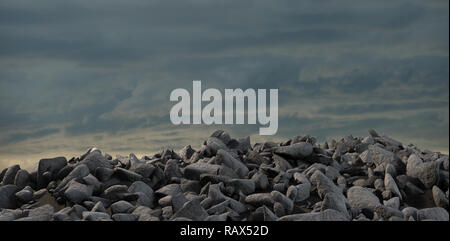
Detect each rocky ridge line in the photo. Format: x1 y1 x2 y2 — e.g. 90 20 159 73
0 129 448 221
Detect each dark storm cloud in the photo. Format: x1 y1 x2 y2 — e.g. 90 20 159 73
292 55 449 97
1 128 60 144
0 0 448 169
0 0 438 63
162 55 303 90
317 101 448 116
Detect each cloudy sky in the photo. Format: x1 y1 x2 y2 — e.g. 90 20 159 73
0 0 448 170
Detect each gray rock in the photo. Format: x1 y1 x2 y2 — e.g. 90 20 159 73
15 187 33 203
354 215 371 221
273 202 285 217
179 145 195 161
55 164 90 194
0 184 19 209
158 195 173 207
374 205 404 220
1 165 20 185
247 150 269 165
95 167 115 182
172 193 189 213
82 211 112 221
404 181 424 196
325 166 341 181
115 167 143 182
432 185 449 209
201 183 227 209
112 213 139 221
417 207 449 221
69 204 88 220
110 200 135 214
378 135 402 148
88 197 110 209
440 170 449 188
83 201 100 211
227 197 247 214
103 184 129 200
205 215 227 221
80 151 113 173
385 164 397 177
387 216 404 221
443 158 449 171
0 209 25 221
272 142 313 159
79 147 101 161
227 179 255 195
249 206 278 221
402 207 418 220
57 165 75 180
291 173 311 202
211 130 232 146
341 153 360 165
162 206 173 220
207 200 231 215
89 196 110 209
172 199 209 221
14 169 30 189
245 193 275 207
132 206 159 221
278 209 349 221
37 157 67 188
130 163 155 178
155 184 182 197
251 171 269 190
91 201 107 213
383 197 400 210
216 149 249 178
33 188 48 199
295 183 311 202
406 154 440 189
64 180 94 203
286 185 298 201
310 170 343 199
128 181 155 207
83 174 102 193
0 168 6 183
273 154 293 172
164 159 182 179
128 181 153 198
347 186 381 211
368 129 380 138
271 190 293 214
28 204 54 218
359 145 395 167
129 153 141 166
15 215 52 221
184 162 222 180
352 179 368 187
180 180 201 193
206 136 230 155
321 192 350 219
172 217 193 221
384 173 402 200
374 178 384 191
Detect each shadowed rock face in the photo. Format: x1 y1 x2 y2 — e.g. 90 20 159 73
0 129 448 221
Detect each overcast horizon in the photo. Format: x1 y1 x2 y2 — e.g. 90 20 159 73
0 0 449 170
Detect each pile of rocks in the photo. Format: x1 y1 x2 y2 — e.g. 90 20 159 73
1 130 448 221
